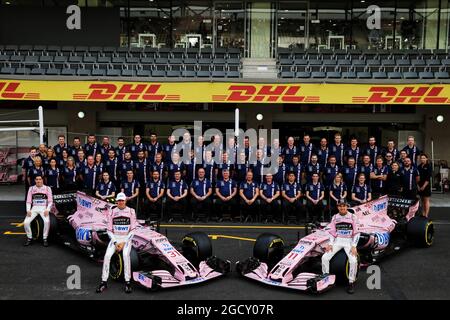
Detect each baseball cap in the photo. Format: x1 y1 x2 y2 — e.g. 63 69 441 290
337 199 349 206
116 192 127 201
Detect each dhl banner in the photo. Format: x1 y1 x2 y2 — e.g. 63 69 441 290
1 80 450 104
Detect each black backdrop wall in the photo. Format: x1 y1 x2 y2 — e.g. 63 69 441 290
0 7 120 46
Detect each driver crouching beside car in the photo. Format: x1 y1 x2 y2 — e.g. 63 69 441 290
321 200 359 294
96 192 137 294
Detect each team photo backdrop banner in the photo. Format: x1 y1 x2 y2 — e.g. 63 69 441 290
1 80 450 104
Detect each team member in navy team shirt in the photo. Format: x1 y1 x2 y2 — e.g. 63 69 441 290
94 153 104 173
400 157 420 200
273 155 287 186
305 173 325 223
45 158 60 192
351 173 372 205
43 148 54 170
22 147 37 195
80 155 100 195
148 133 162 163
104 149 119 188
120 170 140 210
258 137 271 159
185 150 201 185
99 136 113 159
239 171 260 222
251 149 266 185
127 134 147 161
217 152 234 181
193 135 205 164
283 137 298 166
150 153 167 182
68 137 83 159
84 134 98 157
134 150 150 191
328 173 347 215
215 169 238 221
145 170 165 220
115 137 126 162
304 154 322 184
282 172 303 223
57 149 69 169
163 135 177 164
402 136 421 166
53 135 68 160
386 162 403 196
397 150 408 170
259 174 281 223
299 134 315 166
317 138 329 168
271 138 283 159
96 172 116 202
28 157 45 187
167 152 186 181
383 139 400 162
190 168 213 222
359 155 373 182
417 154 432 217
329 133 345 167
62 157 78 191
288 155 302 184
364 136 381 165
345 138 361 164
166 171 188 222
119 151 134 183
370 156 388 199
323 155 340 187
384 152 395 168
202 150 216 185
234 152 251 184
343 157 358 200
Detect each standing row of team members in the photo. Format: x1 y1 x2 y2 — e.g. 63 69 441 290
22 132 432 221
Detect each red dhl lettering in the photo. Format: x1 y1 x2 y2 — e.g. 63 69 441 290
0 81 25 99
225 85 309 102
85 84 166 101
366 86 448 104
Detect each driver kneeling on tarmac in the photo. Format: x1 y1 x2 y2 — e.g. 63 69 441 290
321 200 359 294
96 192 137 294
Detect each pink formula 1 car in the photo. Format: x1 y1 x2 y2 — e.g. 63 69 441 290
29 191 230 290
236 196 434 294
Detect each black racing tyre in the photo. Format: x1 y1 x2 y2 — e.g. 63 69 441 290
182 232 213 267
31 214 58 241
109 247 140 281
407 216 434 248
253 233 284 266
329 249 360 285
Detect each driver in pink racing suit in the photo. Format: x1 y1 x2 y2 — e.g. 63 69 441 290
96 192 137 294
322 200 360 294
24 175 53 247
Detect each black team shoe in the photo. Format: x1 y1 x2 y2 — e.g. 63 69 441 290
124 281 132 293
346 282 355 294
43 239 49 247
96 281 107 293
24 238 32 246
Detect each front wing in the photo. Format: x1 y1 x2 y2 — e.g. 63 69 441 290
133 256 230 290
237 258 335 293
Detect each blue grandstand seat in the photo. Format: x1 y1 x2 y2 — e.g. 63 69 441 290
387 72 402 79
435 71 450 79
403 71 419 79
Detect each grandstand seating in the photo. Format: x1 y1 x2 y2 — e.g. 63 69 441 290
1 45 450 79
0 45 242 78
277 48 450 80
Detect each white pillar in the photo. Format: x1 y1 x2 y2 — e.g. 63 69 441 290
38 106 44 144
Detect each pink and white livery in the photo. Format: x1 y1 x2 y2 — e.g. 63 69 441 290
24 184 53 241
28 191 230 290
236 195 434 293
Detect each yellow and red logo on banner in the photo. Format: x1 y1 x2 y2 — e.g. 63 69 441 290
1 80 450 104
